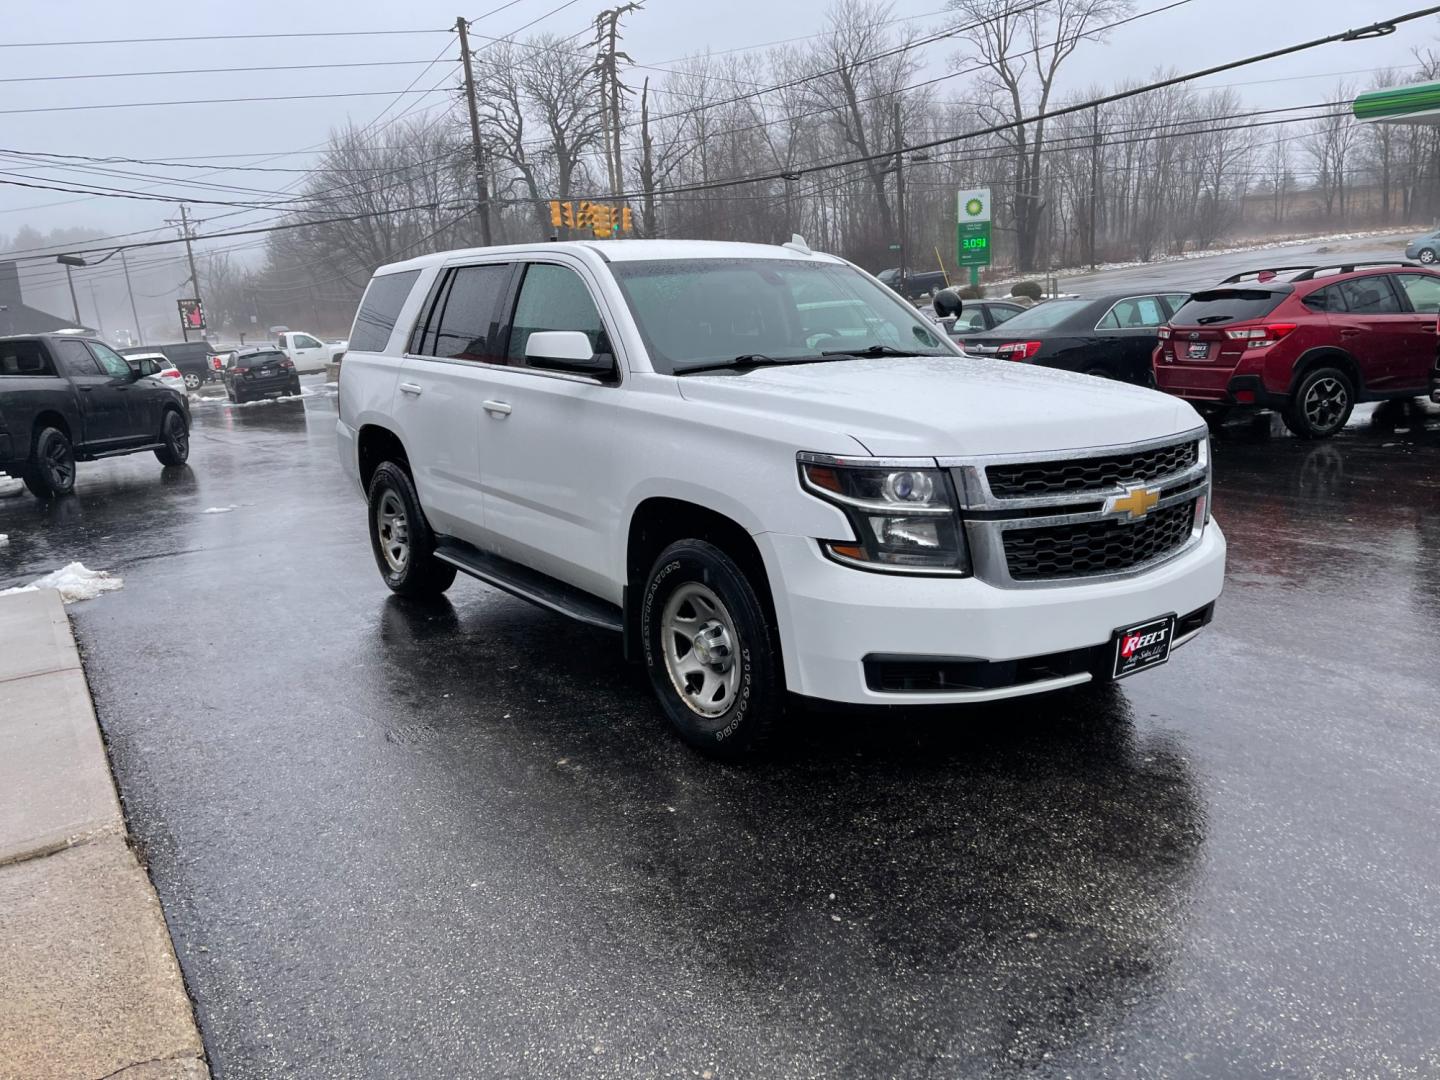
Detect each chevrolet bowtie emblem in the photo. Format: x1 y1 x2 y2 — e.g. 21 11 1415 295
1108 484 1161 520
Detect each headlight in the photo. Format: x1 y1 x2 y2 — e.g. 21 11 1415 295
798 453 970 575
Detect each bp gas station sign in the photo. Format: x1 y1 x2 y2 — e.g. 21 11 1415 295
957 188 992 282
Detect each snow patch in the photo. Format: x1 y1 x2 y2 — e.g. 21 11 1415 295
202 505 239 514
0 562 123 604
0 534 8 546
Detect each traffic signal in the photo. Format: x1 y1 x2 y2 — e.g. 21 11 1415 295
549 200 563 228
588 203 612 233
560 201 576 228
620 206 633 233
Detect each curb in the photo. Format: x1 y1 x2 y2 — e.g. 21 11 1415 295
0 589 211 1080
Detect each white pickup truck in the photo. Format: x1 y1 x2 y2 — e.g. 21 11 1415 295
274 330 345 373
337 239 1225 756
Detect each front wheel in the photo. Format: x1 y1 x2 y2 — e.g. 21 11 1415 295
366 462 456 598
183 372 201 391
1420 248 1437 265
641 540 783 758
1283 367 1354 439
154 410 190 466
23 427 76 499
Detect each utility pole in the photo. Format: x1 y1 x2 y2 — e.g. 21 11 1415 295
455 16 494 246
1089 107 1101 270
120 249 143 345
167 204 204 342
87 279 106 336
893 99 907 291
62 263 82 326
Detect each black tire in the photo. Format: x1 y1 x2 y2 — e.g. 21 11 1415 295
154 409 190 466
225 384 237 403
641 539 783 758
1420 248 1437 265
22 427 76 499
1084 365 1116 380
182 371 202 392
1283 366 1354 439
366 461 456 598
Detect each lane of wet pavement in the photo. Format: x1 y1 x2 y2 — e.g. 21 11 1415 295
2 381 1438 1078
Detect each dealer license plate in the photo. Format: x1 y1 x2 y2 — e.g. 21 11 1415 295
1111 615 1176 679
1185 343 1210 360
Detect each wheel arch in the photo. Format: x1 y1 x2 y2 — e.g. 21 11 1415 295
623 496 779 666
356 423 409 492
31 410 72 451
1288 347 1363 397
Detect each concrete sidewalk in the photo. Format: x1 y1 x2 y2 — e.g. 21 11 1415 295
0 589 209 1080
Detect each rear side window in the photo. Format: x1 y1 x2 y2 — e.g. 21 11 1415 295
350 270 421 353
0 341 53 376
416 264 511 362
1337 277 1402 314
51 339 102 377
1393 273 1440 313
1097 296 1166 329
1171 290 1285 326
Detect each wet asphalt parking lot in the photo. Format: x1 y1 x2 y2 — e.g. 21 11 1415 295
2 375 1439 1079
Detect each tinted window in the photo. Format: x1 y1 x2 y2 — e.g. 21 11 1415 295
0 341 53 376
506 264 608 364
978 299 1091 332
953 308 989 331
421 264 511 362
88 341 134 379
1097 296 1166 329
1337 277 1402 314
237 351 284 366
1303 285 1346 312
1394 273 1440 313
1171 290 1286 326
52 339 102 377
350 270 421 353
988 304 1022 327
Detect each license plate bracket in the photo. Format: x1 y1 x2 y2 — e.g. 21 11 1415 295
1111 615 1176 680
1186 343 1209 360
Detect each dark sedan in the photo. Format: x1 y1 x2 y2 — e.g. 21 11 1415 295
952 291 1189 384
222 347 300 404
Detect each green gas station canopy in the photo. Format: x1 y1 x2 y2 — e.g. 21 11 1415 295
1353 82 1440 125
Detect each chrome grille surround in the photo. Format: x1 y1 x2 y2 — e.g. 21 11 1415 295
938 427 1211 589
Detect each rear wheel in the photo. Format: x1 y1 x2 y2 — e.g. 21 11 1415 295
154 410 190 466
641 540 782 758
1420 248 1437 265
23 427 76 499
1283 367 1354 439
366 461 456 597
182 371 201 391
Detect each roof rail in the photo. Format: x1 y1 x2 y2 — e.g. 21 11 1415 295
1217 265 1318 284
1290 260 1420 280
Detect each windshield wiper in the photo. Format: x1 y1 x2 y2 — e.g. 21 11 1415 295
818 344 915 358
675 353 828 375
1195 315 1233 325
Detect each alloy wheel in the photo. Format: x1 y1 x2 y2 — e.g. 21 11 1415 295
165 414 188 458
183 372 201 391
661 582 742 718
375 489 410 573
1303 377 1348 431
46 438 74 487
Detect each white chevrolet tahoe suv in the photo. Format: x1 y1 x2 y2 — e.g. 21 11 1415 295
337 239 1225 756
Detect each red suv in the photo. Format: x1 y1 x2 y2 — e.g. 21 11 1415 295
1153 262 1440 438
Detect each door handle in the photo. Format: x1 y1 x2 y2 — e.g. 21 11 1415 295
1417 322 1436 332
482 399 512 416
399 382 423 396
78 385 94 392
1340 329 1361 337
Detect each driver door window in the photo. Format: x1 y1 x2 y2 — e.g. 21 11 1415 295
505 264 610 370
88 341 135 379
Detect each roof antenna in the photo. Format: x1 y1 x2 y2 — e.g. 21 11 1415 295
782 234 812 256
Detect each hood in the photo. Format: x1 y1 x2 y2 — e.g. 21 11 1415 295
675 356 1200 457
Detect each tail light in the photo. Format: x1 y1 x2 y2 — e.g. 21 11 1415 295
208 354 222 370
996 341 1043 361
1224 323 1297 348
280 359 294 369
234 366 249 375
1158 327 1172 340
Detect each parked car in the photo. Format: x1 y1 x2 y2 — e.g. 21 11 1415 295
121 350 188 395
949 290 1190 384
119 341 221 391
0 334 190 498
1153 261 1440 438
337 239 1224 757
275 331 345 373
877 268 951 301
938 298 1028 336
222 347 301 403
1403 229 1440 264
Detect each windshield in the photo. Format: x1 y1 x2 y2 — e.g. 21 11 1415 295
969 299 1089 333
609 258 955 374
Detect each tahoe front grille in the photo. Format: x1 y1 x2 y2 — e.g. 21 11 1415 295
985 440 1199 498
1002 500 1197 581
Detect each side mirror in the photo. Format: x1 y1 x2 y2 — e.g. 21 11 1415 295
932 288 964 319
524 330 613 375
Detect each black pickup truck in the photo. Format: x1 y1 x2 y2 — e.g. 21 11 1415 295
0 333 190 499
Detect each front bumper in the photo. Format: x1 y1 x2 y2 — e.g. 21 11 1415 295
758 523 1226 705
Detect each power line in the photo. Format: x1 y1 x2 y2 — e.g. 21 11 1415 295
0 58 452 83
0 28 450 48
0 87 454 117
